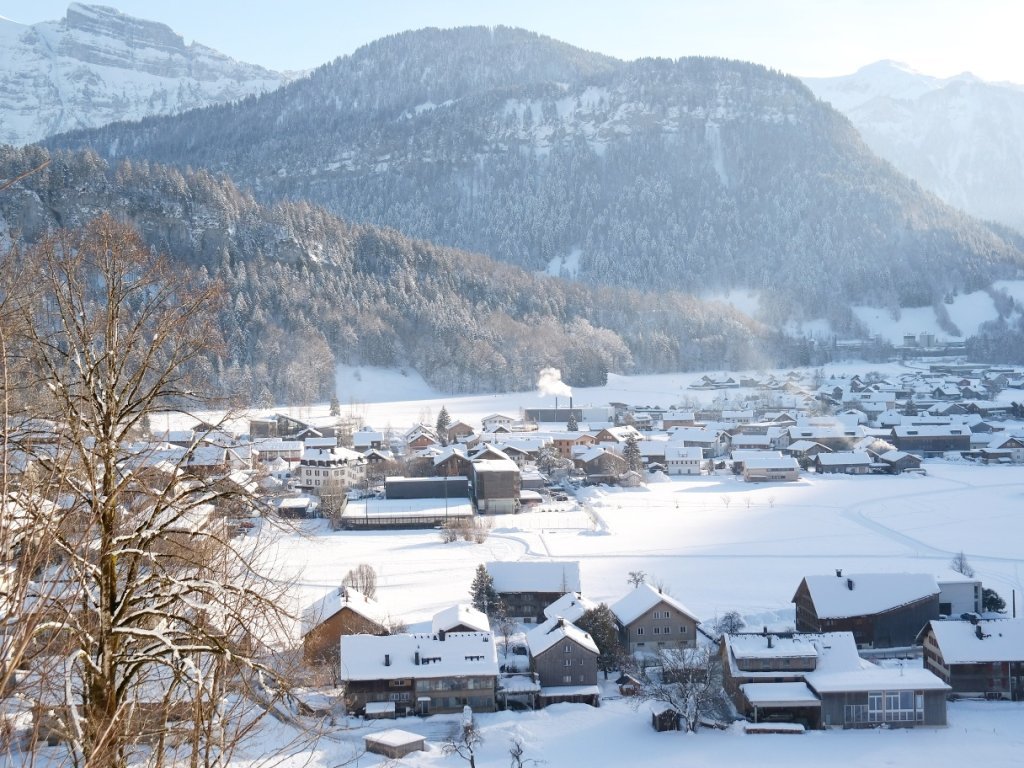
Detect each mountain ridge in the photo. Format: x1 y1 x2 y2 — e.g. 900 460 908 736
0 3 293 146
46 26 1024 324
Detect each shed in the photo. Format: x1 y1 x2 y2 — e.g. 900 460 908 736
364 728 426 759
650 703 681 732
363 701 396 720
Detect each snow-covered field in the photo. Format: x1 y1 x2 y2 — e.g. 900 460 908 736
247 461 1024 768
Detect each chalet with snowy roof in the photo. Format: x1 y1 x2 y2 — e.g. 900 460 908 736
667 427 730 458
786 424 862 452
793 572 940 648
549 431 597 459
301 587 391 665
610 583 700 657
814 451 873 475
593 425 643 444
661 410 697 428
784 440 832 461
487 561 582 624
875 450 923 474
446 420 476 444
252 439 303 464
526 617 600 707
637 439 668 466
729 433 775 452
338 631 499 715
575 446 628 483
352 428 384 451
481 414 516 432
920 619 1024 699
722 631 949 729
983 434 1024 464
432 604 491 635
471 457 521 514
433 445 472 477
664 445 703 476
404 425 439 451
543 592 597 624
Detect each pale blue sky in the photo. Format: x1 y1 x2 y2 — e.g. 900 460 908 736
2 1 1021 82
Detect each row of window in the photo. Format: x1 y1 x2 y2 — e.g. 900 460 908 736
636 625 687 636
562 674 587 684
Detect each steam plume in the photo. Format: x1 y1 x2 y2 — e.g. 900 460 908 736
537 367 572 398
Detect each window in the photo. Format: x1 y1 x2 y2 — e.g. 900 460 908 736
662 626 671 634
636 627 644 636
563 675 573 684
563 658 573 666
653 626 660 635
564 644 573 653
680 626 687 634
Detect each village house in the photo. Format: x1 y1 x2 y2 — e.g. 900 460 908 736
793 572 940 648
891 425 971 457
664 444 704 476
296 444 366 495
742 455 800 482
668 426 730 458
432 603 491 635
446 421 477 444
301 586 392 666
722 631 950 729
574 446 628 483
610 582 700 657
487 561 582 624
814 451 874 475
920 619 1024 699
471 457 521 514
543 592 598 624
338 631 499 716
526 616 600 707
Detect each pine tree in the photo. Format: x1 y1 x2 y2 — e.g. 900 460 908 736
436 405 452 445
567 411 578 431
469 564 499 614
576 604 622 677
329 393 341 417
623 433 644 473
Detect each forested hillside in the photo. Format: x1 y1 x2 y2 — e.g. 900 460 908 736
47 27 1024 323
0 146 794 402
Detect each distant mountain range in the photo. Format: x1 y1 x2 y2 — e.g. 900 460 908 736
45 27 1024 330
0 3 291 146
804 60 1024 233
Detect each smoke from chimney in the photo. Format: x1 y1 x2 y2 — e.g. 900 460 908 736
537 367 572 399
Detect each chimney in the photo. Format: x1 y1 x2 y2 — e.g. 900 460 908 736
975 624 985 640
438 629 446 642
847 578 854 591
384 654 390 666
762 625 768 636
767 635 773 648
836 569 842 578
415 651 421 665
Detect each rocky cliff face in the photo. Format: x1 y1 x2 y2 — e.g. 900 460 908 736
0 3 292 146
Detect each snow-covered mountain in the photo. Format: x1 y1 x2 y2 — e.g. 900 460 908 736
0 3 292 146
805 60 1024 232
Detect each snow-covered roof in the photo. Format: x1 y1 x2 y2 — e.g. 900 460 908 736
527 616 599 656
543 592 597 622
798 573 939 619
487 561 581 594
926 619 1024 663
432 603 491 635
664 445 703 461
816 451 872 466
610 583 699 626
364 729 425 749
727 634 819 661
743 456 799 470
339 631 498 681
806 664 949 694
472 458 519 473
741 682 820 707
786 440 828 452
301 586 390 636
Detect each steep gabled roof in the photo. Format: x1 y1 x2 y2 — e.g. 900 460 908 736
487 561 581 594
796 573 939 619
925 619 1024 664
301 586 390 636
527 616 598 656
610 583 699 626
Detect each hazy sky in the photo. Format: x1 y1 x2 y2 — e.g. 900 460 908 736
1 0 1021 82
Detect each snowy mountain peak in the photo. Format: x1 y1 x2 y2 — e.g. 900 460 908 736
0 3 293 146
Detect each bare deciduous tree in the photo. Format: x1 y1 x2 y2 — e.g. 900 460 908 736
632 644 724 733
950 551 975 578
342 563 378 600
2 216 302 768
